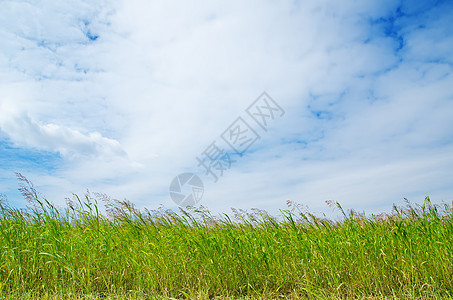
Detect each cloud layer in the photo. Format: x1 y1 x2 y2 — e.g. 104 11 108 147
1 0 452 216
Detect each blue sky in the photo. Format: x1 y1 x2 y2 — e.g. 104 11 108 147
1 0 452 217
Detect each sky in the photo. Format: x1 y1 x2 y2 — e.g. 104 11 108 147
1 0 452 218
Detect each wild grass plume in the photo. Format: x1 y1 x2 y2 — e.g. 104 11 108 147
0 173 452 299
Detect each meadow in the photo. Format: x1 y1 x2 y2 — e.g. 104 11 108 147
0 174 452 299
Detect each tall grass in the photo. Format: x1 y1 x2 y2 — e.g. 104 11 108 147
0 174 452 299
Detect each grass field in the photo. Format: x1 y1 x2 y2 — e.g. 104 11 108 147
0 174 452 299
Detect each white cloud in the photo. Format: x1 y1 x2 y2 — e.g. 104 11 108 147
0 98 126 159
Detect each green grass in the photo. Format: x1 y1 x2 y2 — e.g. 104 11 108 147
0 174 452 299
